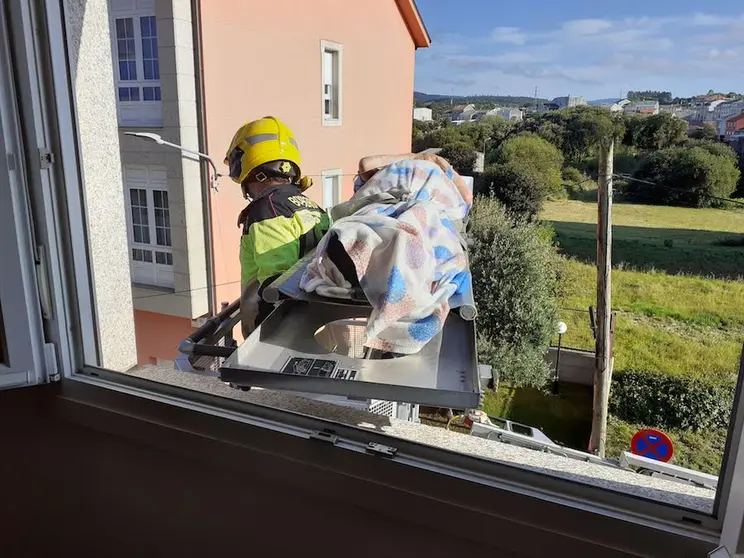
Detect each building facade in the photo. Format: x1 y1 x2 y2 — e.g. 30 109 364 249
725 112 744 140
109 0 430 366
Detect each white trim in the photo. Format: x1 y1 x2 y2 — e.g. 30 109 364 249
123 164 174 289
320 168 343 211
320 40 342 126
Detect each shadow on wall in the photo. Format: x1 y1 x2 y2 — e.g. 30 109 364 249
550 221 744 279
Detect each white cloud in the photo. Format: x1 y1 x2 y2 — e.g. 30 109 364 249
562 19 612 36
489 26 527 45
417 11 744 98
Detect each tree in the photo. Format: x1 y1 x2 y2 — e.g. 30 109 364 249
477 163 547 220
562 106 623 163
627 91 673 104
690 123 719 141
439 142 477 175
491 132 564 196
468 197 559 388
627 112 689 150
628 146 741 207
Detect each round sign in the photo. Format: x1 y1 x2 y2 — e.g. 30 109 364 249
630 429 674 462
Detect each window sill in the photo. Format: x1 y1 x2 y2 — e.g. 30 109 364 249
119 364 717 514
322 118 342 127
60 368 720 557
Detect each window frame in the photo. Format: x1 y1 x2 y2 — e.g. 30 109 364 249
320 40 342 126
108 10 162 127
13 0 744 553
320 168 343 211
122 165 174 290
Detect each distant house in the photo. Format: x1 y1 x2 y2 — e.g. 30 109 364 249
545 96 587 110
709 100 744 123
725 112 744 140
486 107 524 121
623 100 660 115
413 107 433 121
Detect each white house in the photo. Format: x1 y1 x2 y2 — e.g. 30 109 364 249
413 107 432 121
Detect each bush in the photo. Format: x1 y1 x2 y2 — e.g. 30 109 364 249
439 141 477 175
628 146 741 207
469 198 559 388
478 163 547 221
562 167 597 200
609 369 735 431
492 132 564 196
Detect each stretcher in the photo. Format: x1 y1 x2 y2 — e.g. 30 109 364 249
178 250 482 409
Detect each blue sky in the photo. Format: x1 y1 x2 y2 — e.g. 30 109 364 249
414 0 744 100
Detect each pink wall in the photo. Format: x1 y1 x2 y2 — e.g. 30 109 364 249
134 310 195 365
200 0 417 312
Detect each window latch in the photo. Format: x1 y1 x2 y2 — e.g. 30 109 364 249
366 442 397 459
309 429 338 445
39 148 55 169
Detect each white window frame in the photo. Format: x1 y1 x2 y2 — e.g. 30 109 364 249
0 2 47 388
123 165 174 289
320 40 342 126
108 0 162 127
12 0 744 553
321 168 343 211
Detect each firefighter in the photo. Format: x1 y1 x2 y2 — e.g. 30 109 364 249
225 116 330 337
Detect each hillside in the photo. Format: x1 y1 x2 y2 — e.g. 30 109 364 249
413 91 547 107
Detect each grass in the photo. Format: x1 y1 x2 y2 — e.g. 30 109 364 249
543 200 744 280
554 259 744 383
482 383 593 449
605 416 729 475
538 200 744 474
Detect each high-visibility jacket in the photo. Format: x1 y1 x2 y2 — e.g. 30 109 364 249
238 184 330 299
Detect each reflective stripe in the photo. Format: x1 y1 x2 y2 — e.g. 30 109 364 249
243 133 299 149
244 133 279 145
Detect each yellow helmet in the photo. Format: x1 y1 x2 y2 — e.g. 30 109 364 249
224 116 301 185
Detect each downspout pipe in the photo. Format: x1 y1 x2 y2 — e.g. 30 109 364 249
190 0 216 316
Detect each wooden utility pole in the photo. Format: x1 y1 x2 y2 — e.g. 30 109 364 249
589 139 614 457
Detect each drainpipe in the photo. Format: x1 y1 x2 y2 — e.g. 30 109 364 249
190 0 216 316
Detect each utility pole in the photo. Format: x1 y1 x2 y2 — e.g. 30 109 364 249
534 86 539 112
589 138 614 457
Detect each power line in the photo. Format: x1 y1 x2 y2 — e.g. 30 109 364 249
613 173 744 207
133 279 242 301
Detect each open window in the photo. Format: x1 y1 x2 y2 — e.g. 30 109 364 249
6 0 744 555
0 4 49 388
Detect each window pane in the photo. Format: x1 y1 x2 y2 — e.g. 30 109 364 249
140 16 159 81
153 190 171 247
155 251 173 266
115 18 137 81
129 188 150 245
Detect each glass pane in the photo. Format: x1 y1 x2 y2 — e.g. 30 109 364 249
129 188 150 245
153 190 171 247
140 16 159 81
155 251 173 266
66 1 744 521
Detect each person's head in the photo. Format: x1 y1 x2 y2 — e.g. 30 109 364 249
224 116 304 200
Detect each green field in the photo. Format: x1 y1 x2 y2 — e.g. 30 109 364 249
544 200 744 472
543 200 744 280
